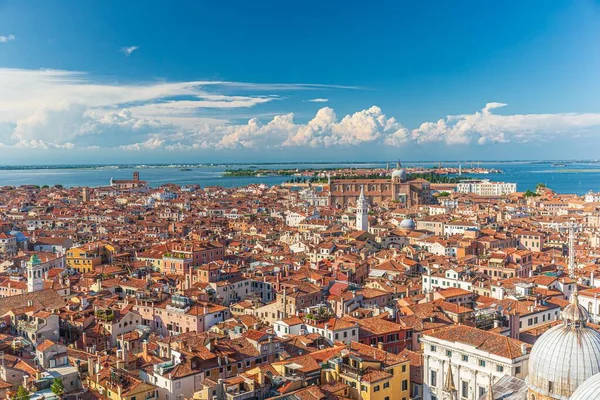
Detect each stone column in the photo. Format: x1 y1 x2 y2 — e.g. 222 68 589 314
440 359 445 398
456 365 461 398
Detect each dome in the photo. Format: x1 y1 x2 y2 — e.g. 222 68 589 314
526 289 600 399
571 372 600 400
391 168 407 182
399 218 415 230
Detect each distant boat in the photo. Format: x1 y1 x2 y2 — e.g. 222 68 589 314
180 168 192 171
552 163 567 167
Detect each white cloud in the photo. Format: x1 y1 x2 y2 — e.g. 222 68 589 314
120 137 165 151
0 34 15 43
283 106 409 148
0 68 331 148
308 98 329 103
15 139 74 149
3 67 600 154
120 46 139 56
413 102 600 145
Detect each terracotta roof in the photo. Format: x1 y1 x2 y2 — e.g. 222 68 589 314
424 325 530 359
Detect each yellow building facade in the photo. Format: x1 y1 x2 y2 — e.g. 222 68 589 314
87 368 158 400
323 342 411 400
66 242 116 273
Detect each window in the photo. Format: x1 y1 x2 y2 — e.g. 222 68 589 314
383 382 390 389
402 364 406 373
430 345 437 352
479 360 486 367
446 350 452 358
462 380 468 398
497 365 504 373
462 355 468 362
374 385 380 392
402 380 408 390
516 366 521 374
431 370 437 387
361 385 367 392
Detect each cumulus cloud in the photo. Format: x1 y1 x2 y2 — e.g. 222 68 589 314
120 137 165 151
15 139 75 149
0 68 343 149
0 34 15 43
283 106 409 148
413 102 600 145
120 46 139 56
308 98 329 103
3 66 600 154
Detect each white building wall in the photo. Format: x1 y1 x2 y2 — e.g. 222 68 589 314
421 336 528 400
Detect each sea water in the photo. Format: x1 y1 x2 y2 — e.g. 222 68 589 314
0 161 599 194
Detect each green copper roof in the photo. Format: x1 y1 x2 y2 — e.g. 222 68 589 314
29 254 41 265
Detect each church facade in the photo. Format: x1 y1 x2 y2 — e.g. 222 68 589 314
110 171 149 190
328 165 431 207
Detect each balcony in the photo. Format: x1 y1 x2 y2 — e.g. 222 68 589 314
153 360 176 375
225 388 255 400
165 304 191 314
17 319 45 333
339 364 363 379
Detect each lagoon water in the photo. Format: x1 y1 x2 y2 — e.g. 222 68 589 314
0 161 600 195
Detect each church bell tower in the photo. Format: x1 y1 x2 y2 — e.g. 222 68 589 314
27 254 44 293
356 186 369 231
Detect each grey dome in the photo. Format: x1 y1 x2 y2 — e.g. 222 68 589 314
391 168 407 182
399 218 415 230
526 290 600 399
571 372 600 400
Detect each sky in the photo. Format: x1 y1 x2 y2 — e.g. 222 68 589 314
1 1 600 164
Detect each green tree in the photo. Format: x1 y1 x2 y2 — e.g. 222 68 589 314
437 191 451 197
524 189 539 198
50 378 65 398
536 183 546 189
41 185 50 189
11 386 30 400
54 184 64 189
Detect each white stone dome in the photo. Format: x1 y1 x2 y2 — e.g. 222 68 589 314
571 372 600 400
391 168 407 182
526 290 600 399
399 218 415 230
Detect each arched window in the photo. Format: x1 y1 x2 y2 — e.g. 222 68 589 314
589 302 593 314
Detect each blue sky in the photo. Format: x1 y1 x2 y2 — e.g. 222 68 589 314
1 0 600 164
